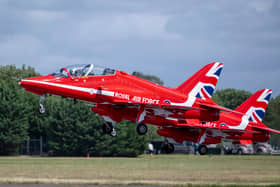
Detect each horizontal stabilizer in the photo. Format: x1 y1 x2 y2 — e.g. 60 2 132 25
197 101 244 115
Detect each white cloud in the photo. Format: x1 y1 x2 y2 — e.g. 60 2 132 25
249 0 274 13
25 10 66 23
77 13 181 41
0 35 44 59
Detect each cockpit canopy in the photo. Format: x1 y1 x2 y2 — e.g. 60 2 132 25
52 64 115 78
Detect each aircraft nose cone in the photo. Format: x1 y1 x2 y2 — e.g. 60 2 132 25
19 78 32 88
18 76 52 95
19 79 26 87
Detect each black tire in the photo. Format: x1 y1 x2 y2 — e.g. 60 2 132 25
198 145 208 155
110 128 117 137
38 104 46 114
136 123 148 135
237 149 243 155
164 143 174 154
102 122 113 134
256 149 263 154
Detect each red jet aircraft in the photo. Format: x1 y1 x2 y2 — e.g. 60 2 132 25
20 62 280 155
158 88 280 154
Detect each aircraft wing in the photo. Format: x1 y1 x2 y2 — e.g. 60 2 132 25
249 125 280 134
196 102 244 115
175 122 260 134
112 100 205 111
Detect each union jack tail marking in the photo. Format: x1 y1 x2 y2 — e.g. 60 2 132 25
175 62 223 99
235 89 272 123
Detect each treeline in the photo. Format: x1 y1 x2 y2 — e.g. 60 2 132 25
0 65 279 156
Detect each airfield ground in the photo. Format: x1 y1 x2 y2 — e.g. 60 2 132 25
0 155 279 186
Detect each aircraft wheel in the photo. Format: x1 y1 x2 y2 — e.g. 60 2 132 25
102 122 113 134
136 123 148 135
38 104 46 114
237 149 243 155
198 145 208 155
163 143 174 154
110 128 117 137
256 149 263 154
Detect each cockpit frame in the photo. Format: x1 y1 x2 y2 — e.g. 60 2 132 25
52 64 115 78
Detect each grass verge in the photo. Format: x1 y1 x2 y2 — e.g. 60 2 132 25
0 155 279 186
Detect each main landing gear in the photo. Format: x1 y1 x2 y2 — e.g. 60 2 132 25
136 123 148 135
38 94 46 114
102 122 117 137
163 143 175 154
198 145 208 155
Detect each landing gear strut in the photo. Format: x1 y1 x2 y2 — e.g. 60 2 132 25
136 123 148 135
163 143 174 154
198 145 208 155
102 122 117 137
38 94 46 114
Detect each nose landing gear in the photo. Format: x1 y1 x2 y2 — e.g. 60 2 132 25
102 120 117 137
38 94 46 114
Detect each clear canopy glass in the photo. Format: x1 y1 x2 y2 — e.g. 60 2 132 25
52 64 115 77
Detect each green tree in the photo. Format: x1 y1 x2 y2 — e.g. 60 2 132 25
46 98 148 156
212 88 251 109
0 65 38 155
263 96 280 145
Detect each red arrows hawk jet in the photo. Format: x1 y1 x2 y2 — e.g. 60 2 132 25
158 88 280 154
20 62 224 136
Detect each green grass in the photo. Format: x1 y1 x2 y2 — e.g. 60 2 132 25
0 155 279 186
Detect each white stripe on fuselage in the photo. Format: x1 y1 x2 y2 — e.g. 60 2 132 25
170 95 196 107
228 115 249 130
22 80 115 97
228 107 257 130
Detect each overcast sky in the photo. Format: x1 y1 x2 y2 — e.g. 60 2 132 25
1 0 279 95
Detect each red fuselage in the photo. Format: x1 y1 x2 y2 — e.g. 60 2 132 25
20 70 220 125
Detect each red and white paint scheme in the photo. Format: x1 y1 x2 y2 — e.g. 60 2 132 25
158 88 280 154
20 63 280 155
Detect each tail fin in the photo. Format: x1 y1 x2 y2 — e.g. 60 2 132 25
235 89 272 123
174 62 223 99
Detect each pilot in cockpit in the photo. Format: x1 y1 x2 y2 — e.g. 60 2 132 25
52 64 115 78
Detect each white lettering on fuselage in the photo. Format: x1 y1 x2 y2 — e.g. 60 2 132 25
142 97 159 105
115 92 130 100
120 94 159 105
202 122 217 128
132 96 142 103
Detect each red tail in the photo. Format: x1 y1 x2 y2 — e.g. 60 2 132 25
235 89 272 122
174 62 223 99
